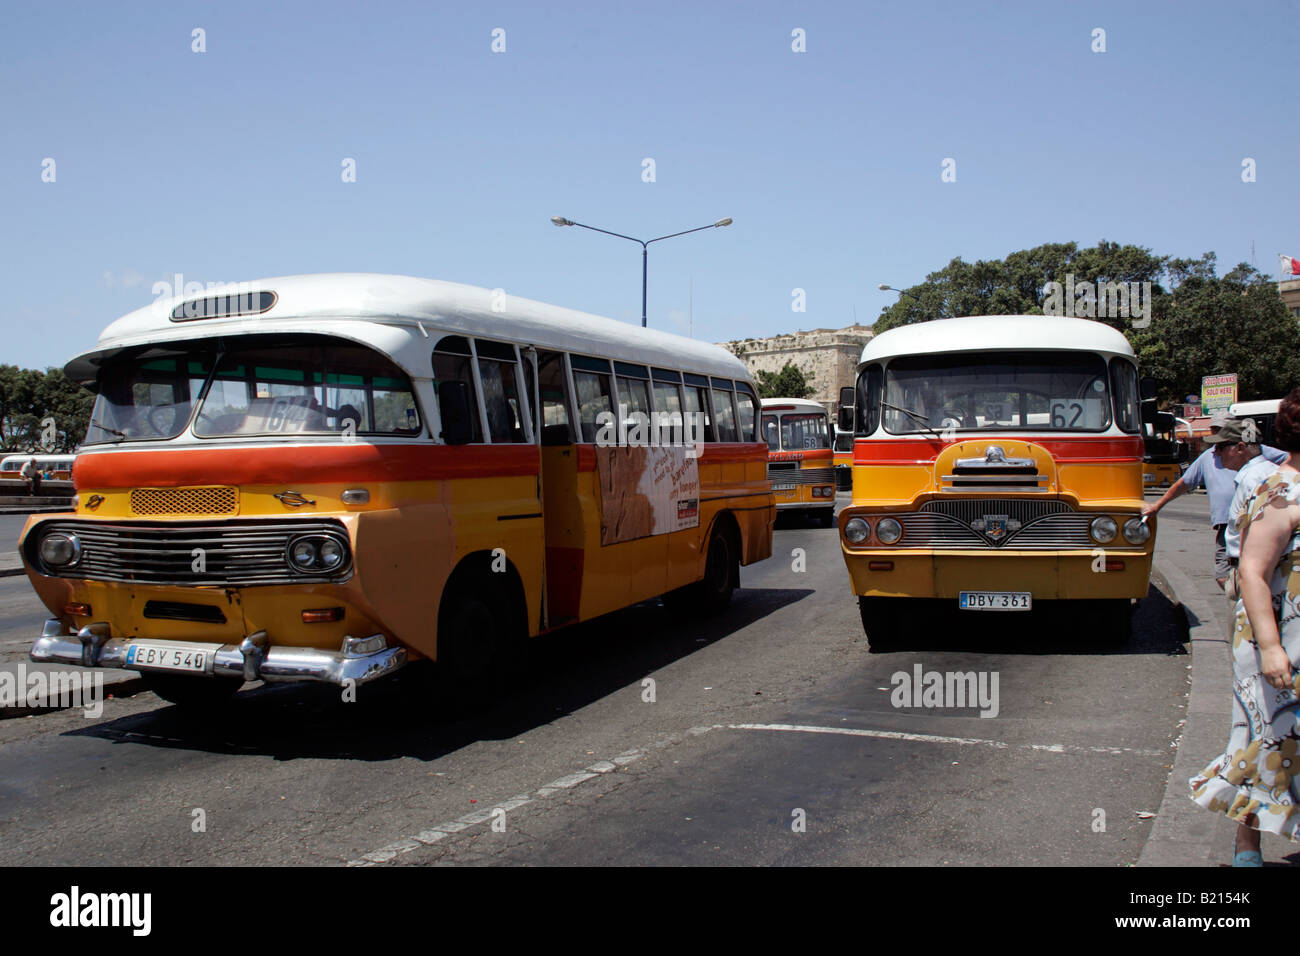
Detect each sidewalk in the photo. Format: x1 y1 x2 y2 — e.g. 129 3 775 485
1137 494 1285 866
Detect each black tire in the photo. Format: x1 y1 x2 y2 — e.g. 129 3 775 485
1096 599 1133 645
665 522 738 616
142 673 243 708
817 508 835 528
437 578 524 704
859 596 903 651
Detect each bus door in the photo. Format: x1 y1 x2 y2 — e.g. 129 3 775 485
529 349 586 628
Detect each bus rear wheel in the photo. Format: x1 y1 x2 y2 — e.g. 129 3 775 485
665 523 738 616
143 673 243 709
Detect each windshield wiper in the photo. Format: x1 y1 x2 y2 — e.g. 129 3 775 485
881 401 945 441
89 419 127 439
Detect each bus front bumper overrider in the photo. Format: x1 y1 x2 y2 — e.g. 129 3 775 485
30 619 406 687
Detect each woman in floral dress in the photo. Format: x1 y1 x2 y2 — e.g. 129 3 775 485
1190 388 1300 865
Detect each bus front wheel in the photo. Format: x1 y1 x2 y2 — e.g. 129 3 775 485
859 597 903 651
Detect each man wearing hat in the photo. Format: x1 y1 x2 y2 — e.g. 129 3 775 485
1143 413 1288 589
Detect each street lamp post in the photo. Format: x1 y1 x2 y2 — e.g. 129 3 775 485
878 283 920 304
551 216 733 328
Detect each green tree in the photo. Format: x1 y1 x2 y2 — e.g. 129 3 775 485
1132 257 1300 405
873 240 1167 335
755 362 814 399
0 366 94 452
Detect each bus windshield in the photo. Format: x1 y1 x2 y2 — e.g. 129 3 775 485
84 336 422 444
882 351 1114 434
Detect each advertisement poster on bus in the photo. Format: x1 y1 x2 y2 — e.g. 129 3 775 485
596 446 700 545
1201 373 1238 412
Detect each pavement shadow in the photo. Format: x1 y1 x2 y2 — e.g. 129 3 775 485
63 586 815 763
864 583 1190 657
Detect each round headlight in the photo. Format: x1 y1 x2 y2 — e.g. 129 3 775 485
1090 516 1118 543
876 517 903 544
1123 517 1151 544
318 538 345 569
39 532 80 567
290 539 319 570
844 517 870 544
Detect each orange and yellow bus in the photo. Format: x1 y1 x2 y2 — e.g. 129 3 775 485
836 315 1153 642
23 274 774 706
761 398 836 526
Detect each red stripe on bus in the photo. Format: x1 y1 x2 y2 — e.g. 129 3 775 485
575 442 767 472
74 444 540 489
852 436 1144 464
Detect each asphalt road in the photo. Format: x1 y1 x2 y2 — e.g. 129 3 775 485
0 496 1191 866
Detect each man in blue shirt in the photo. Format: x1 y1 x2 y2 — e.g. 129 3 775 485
1143 414 1288 588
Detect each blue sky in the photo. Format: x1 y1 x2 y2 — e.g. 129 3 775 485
2 0 1297 370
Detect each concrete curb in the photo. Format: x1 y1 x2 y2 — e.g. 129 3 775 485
1138 552 1237 867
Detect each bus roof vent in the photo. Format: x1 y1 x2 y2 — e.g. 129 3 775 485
170 290 276 322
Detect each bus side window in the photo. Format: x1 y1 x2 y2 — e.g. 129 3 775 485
475 339 527 443
710 380 739 442
682 376 715 443
572 356 614 443
857 364 883 436
537 351 575 444
734 384 758 443
433 336 483 444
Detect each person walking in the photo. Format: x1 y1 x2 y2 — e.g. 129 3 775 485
1143 413 1287 589
1190 387 1300 864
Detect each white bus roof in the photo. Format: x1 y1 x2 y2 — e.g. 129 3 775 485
65 273 751 386
859 315 1136 364
1230 399 1281 417
760 398 828 414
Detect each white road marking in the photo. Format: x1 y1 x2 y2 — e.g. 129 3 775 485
724 723 1164 757
349 719 1159 865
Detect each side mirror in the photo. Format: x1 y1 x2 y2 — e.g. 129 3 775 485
837 385 855 432
437 380 476 445
1139 377 1157 402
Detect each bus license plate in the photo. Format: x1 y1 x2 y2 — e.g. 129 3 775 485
1142 473 1155 482
959 591 1031 611
125 641 218 673
772 483 796 491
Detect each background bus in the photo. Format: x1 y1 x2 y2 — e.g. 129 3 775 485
1229 398 1280 445
761 397 836 527
1142 411 1189 488
24 274 775 707
0 454 76 495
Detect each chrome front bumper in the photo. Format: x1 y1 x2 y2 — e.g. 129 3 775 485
30 620 407 687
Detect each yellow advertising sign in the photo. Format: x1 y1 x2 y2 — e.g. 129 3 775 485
1201 373 1238 412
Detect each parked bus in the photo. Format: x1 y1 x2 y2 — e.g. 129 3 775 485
24 274 774 706
0 454 76 481
836 315 1153 643
761 398 836 526
1142 411 1189 488
1229 398 1280 445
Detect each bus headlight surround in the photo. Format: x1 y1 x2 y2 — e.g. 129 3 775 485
39 532 81 567
876 517 903 544
287 534 351 574
844 517 870 544
1090 516 1118 543
1122 517 1151 544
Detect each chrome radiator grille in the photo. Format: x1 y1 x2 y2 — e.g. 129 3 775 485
767 464 836 485
27 519 352 586
878 500 1103 550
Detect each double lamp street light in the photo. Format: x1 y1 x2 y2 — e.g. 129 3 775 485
551 215 732 328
